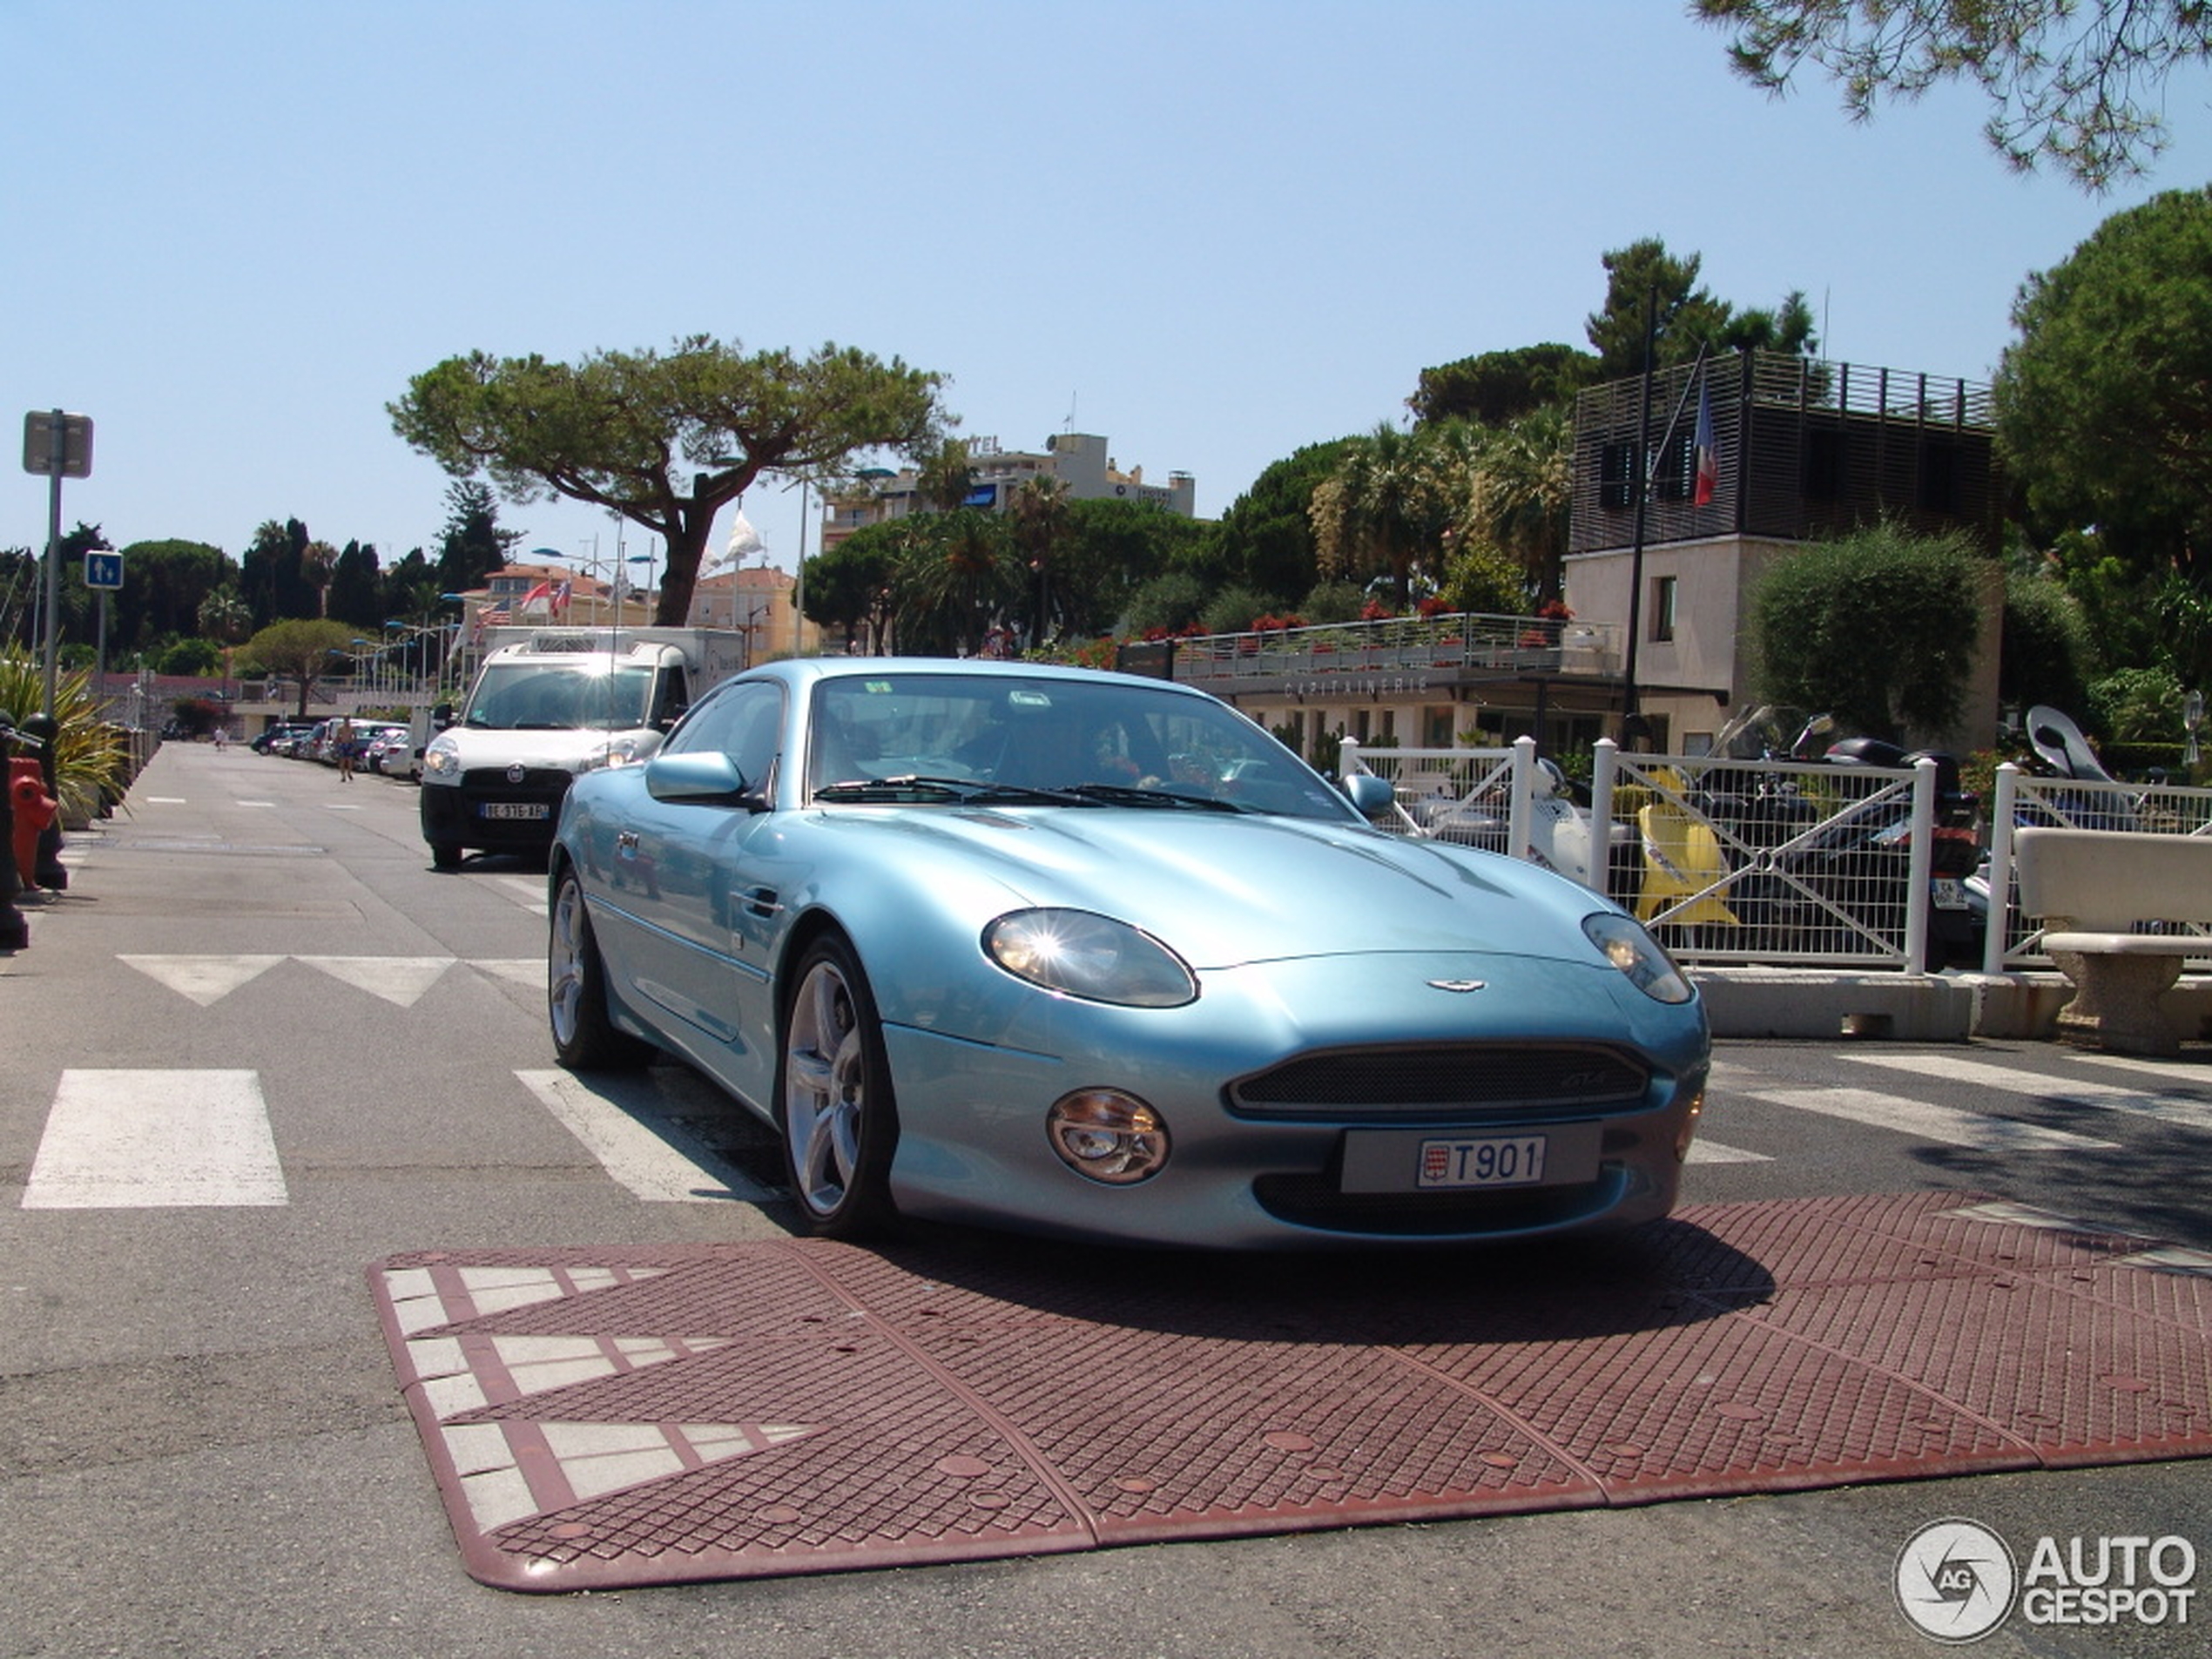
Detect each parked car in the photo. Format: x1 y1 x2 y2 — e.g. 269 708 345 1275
377 726 423 781
361 725 413 773
548 658 1709 1251
252 722 317 755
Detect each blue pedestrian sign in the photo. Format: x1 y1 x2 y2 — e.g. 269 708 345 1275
84 550 123 590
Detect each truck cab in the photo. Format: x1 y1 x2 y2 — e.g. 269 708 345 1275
418 627 745 869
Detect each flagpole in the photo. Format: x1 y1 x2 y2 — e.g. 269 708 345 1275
1622 289 1656 737
1622 327 1713 742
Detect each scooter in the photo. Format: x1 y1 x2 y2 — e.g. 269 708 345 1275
1424 753 1640 896
1645 706 1838 954
2022 705 2142 830
1636 706 1980 966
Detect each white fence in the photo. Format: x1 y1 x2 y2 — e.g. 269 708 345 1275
1341 738 2212 975
1981 765 2212 972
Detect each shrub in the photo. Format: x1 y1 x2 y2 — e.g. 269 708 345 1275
0 649 132 824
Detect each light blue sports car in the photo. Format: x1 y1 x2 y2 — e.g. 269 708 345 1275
548 657 1709 1249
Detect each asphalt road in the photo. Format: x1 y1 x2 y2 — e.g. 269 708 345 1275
2 740 2207 1659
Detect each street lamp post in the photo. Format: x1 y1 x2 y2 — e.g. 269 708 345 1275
792 479 809 658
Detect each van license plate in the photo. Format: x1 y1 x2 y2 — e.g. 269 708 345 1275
482 802 550 820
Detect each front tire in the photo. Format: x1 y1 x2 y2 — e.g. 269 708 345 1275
549 869 653 1070
430 840 464 871
778 935 900 1238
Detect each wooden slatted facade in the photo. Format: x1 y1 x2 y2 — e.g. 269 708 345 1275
1569 351 2001 556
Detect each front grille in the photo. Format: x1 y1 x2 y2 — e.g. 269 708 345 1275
459 766 573 799
1230 1044 1649 1122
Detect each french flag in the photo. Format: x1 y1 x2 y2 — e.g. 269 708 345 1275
1693 375 1717 507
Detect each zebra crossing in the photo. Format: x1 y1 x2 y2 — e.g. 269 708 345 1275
1691 1046 2212 1163
18 1062 773 1211
16 1015 2210 1210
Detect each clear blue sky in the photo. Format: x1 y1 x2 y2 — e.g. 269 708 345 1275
7 1 2209 594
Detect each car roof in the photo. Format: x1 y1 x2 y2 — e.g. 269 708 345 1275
753 655 1217 704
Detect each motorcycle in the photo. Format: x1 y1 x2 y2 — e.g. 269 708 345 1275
1820 734 1985 970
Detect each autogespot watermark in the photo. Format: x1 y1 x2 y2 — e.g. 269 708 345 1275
1894 1518 2199 1642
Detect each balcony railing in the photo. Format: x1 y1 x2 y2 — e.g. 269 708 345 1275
1145 611 1622 687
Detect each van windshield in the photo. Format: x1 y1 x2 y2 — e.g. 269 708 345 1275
462 662 654 730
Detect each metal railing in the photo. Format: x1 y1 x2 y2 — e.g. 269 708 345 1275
1344 740 2212 974
1171 612 1622 687
1979 764 2212 973
1344 736 1953 971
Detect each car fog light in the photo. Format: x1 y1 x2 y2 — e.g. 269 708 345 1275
1047 1089 1170 1184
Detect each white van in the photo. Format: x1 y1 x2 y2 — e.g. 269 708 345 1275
417 626 747 869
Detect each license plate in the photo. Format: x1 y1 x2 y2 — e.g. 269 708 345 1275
1339 1122 1600 1195
1417 1134 1547 1189
482 802 550 820
1933 877 1967 909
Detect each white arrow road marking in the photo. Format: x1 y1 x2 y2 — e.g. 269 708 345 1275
295 954 453 1007
115 955 542 1004
23 1069 287 1208
473 958 547 987
119 954 286 1006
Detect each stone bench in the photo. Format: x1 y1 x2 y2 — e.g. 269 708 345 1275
2012 826 2212 1055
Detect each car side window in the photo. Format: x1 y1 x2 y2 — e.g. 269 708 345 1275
664 679 783 786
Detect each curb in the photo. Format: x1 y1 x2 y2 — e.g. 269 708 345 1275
1692 966 2212 1044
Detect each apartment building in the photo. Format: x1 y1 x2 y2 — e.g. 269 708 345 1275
820 430 1196 552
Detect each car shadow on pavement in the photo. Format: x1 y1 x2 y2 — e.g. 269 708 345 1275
846 1217 1777 1347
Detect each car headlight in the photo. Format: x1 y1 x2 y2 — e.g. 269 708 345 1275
983 908 1197 1008
577 737 644 774
422 736 462 780
1582 913 1695 1005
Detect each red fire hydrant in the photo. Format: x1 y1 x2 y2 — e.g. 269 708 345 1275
10 757 55 887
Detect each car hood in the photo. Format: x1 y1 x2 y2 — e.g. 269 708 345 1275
439 727 659 767
812 805 1611 969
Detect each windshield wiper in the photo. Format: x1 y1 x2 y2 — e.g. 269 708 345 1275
1056 782 1247 813
812 774 1089 806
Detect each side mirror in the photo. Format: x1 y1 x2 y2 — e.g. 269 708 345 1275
432 703 455 730
1342 772 1395 817
644 750 762 808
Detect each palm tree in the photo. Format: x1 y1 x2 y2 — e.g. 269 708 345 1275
1310 423 1450 607
199 590 253 705
1470 407 1573 605
914 439 976 515
894 510 1016 656
1007 475 1072 643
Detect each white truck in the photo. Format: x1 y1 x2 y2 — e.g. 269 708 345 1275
418 625 748 869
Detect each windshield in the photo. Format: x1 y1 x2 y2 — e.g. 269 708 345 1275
806 672 1358 821
462 661 654 731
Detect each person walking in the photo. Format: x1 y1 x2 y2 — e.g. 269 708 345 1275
334 717 356 782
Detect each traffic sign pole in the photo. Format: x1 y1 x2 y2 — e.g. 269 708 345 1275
21 409 94 717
